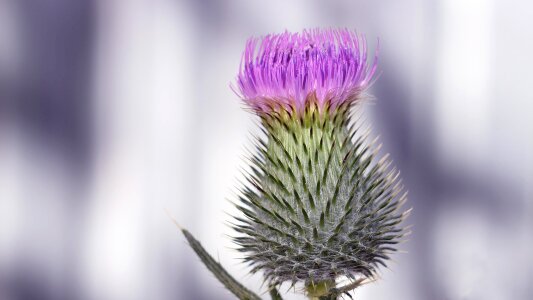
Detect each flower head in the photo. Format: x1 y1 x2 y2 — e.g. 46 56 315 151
231 29 408 296
233 28 378 115
181 28 408 300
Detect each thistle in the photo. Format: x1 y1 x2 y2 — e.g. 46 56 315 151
180 29 410 300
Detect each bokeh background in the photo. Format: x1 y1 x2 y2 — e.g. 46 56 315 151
1 0 532 299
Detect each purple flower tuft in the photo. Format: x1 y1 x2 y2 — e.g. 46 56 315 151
233 28 378 115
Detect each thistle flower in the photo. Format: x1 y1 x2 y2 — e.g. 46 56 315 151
181 28 409 300
233 29 377 116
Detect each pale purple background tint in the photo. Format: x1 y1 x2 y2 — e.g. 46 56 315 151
1 0 532 299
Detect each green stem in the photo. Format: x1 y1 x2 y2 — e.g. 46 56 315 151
317 295 337 300
269 287 284 300
306 280 336 299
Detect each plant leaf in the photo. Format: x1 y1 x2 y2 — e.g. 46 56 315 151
182 229 261 300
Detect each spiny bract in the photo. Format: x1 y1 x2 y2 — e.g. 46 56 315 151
231 29 409 290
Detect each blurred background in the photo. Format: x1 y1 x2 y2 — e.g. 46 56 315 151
1 0 532 299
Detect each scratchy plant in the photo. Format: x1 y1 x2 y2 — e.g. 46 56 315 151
180 28 410 300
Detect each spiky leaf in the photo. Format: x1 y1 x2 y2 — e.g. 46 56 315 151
182 229 261 300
